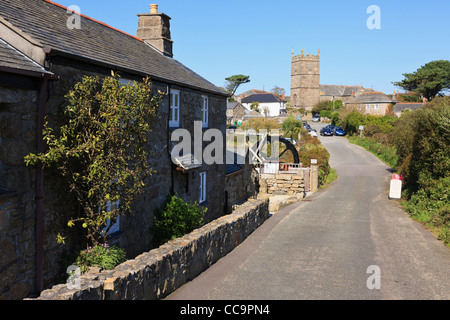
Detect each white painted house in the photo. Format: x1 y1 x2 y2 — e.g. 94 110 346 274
241 92 287 117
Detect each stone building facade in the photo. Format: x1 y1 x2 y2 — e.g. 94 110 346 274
290 49 375 111
0 0 227 299
290 50 321 111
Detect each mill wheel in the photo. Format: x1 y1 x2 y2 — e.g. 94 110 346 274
266 136 300 164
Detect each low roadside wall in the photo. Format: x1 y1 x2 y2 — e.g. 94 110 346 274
30 199 269 300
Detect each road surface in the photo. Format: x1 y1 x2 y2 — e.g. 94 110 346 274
166 124 450 300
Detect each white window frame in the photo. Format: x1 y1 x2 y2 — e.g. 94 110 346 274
201 96 209 128
374 104 379 110
366 104 371 110
101 200 121 237
199 172 207 203
169 89 180 128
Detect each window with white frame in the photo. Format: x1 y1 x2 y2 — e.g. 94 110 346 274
199 172 207 203
366 104 371 110
101 200 121 238
374 104 379 110
169 89 180 128
201 96 209 128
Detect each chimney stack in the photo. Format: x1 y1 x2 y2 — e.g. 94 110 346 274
137 4 173 57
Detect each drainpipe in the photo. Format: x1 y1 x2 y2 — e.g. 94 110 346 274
36 76 48 294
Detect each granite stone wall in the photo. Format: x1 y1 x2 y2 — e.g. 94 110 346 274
259 171 307 196
30 199 269 300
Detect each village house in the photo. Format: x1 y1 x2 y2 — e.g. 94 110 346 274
344 91 393 116
319 84 374 103
226 101 247 125
0 0 228 299
241 92 287 117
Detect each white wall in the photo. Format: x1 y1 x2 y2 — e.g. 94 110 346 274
242 102 286 117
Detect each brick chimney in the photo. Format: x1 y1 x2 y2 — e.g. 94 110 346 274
137 4 173 57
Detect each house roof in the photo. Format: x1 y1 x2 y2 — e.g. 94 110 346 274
238 89 269 98
320 85 372 97
393 103 424 113
0 0 225 95
242 93 286 104
0 38 51 75
346 92 393 104
227 101 240 110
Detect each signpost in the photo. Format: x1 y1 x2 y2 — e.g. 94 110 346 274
359 125 364 138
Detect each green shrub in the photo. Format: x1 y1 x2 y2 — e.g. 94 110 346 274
152 195 206 247
73 244 126 274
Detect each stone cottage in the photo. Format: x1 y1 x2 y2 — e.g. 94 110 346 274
345 91 393 116
0 0 228 299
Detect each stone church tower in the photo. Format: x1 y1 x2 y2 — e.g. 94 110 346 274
291 49 320 111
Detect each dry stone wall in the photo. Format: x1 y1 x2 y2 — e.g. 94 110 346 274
30 199 269 300
259 171 307 196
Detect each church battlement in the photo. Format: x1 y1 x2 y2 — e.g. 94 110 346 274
292 49 320 62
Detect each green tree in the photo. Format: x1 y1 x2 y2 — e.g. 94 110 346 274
282 116 303 141
250 102 260 111
342 111 366 135
225 75 251 98
393 60 450 101
25 74 162 246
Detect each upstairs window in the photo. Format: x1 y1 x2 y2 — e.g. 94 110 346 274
201 96 209 128
374 104 379 110
169 89 180 128
366 104 371 110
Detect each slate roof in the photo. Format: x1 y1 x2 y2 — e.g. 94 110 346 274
346 92 393 104
320 85 371 96
227 101 240 110
242 93 286 104
0 0 225 95
0 38 51 75
393 103 424 113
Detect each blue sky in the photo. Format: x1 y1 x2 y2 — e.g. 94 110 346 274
56 0 450 96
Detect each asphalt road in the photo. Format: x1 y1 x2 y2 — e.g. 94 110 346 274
166 123 450 300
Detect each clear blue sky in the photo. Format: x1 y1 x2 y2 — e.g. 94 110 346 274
56 0 450 96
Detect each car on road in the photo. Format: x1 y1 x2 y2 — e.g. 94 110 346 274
312 115 321 122
333 127 346 136
320 125 335 135
321 127 334 136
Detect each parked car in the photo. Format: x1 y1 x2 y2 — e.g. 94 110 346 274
312 115 321 122
321 127 333 136
320 125 335 135
333 127 346 136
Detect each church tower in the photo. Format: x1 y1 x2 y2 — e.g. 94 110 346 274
291 49 320 111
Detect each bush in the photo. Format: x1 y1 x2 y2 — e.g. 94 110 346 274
73 244 126 274
152 195 206 247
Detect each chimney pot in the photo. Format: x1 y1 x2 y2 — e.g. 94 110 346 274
150 4 158 14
